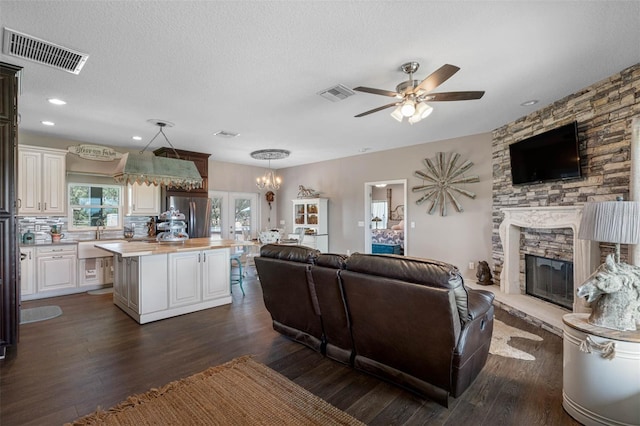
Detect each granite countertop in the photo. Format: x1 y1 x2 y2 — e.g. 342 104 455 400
95 238 253 257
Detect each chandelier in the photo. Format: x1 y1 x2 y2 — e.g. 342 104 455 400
251 149 290 191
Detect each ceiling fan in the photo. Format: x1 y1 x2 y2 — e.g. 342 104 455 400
353 62 485 124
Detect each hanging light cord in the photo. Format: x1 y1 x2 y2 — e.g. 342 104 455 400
140 123 181 159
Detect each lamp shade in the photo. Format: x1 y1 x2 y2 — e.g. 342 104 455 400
578 201 640 244
113 153 203 190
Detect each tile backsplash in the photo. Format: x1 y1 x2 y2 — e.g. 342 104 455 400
19 216 153 243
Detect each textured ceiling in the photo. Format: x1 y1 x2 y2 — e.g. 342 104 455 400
1 1 639 168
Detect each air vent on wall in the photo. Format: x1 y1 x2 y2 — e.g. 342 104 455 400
2 28 89 74
317 84 356 102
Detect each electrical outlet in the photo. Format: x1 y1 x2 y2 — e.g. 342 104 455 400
357 221 365 227
279 220 285 225
468 262 475 270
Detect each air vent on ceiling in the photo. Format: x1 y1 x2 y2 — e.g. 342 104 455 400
317 84 356 102
2 28 89 74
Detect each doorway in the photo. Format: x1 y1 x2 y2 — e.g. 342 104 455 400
364 179 408 255
209 191 259 241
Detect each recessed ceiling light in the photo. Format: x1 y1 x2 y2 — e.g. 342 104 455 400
41 121 55 126
132 136 142 141
520 99 538 107
48 98 66 105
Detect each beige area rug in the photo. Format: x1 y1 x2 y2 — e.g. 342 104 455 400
20 306 62 324
490 319 543 361
68 356 364 426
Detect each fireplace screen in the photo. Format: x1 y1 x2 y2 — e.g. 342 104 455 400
525 254 573 309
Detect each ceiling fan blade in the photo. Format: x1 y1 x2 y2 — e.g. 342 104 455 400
422 91 485 101
354 102 400 117
413 64 460 94
353 86 400 98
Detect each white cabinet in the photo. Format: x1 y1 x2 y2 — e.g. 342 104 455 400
126 183 160 216
113 254 168 321
36 245 77 292
291 198 329 252
202 248 230 300
79 256 115 287
168 249 230 307
113 255 140 311
20 247 35 296
18 146 66 215
169 251 200 307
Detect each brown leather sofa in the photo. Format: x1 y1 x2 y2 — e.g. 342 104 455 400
254 244 495 407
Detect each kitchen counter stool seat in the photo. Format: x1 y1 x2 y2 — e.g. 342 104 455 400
230 252 244 295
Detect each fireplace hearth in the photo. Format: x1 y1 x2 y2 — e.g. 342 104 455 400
525 254 574 309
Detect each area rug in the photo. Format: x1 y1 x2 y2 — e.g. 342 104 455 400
68 355 364 426
489 319 543 361
20 306 62 324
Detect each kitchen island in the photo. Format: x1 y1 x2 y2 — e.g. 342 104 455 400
96 238 244 324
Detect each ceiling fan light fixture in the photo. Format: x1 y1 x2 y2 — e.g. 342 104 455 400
400 98 416 117
390 106 404 122
415 102 434 119
408 114 421 125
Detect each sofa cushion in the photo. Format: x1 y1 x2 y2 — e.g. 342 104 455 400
345 253 470 322
316 253 348 269
259 244 319 264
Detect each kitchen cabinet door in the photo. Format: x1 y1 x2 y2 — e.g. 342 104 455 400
169 251 201 307
202 248 230 300
20 247 35 296
18 146 66 215
37 254 77 291
127 183 160 216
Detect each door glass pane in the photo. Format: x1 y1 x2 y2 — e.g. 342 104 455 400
210 197 223 240
234 198 251 241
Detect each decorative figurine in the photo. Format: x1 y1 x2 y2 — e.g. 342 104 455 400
297 185 319 199
577 254 640 331
476 261 494 285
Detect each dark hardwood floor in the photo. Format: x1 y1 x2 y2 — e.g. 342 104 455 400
0 273 581 425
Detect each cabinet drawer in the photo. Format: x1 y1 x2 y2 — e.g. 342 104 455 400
37 245 77 256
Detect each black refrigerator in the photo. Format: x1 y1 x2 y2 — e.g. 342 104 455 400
166 195 212 238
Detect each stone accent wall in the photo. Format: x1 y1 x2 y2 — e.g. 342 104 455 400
492 63 640 287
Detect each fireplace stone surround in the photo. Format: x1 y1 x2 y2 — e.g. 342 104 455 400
492 206 600 330
499 206 598 312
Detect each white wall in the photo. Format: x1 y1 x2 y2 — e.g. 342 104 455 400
275 132 494 280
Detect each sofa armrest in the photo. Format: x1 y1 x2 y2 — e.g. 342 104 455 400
467 289 494 320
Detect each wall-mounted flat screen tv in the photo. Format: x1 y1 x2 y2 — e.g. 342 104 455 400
509 121 581 185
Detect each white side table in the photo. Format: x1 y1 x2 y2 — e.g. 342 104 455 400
563 314 640 426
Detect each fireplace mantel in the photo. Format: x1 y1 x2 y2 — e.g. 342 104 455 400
499 206 599 313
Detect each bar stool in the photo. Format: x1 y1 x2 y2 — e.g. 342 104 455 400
230 252 245 295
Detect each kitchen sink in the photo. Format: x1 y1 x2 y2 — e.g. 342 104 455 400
77 239 126 259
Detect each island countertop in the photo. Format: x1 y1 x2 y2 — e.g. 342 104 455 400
95 238 252 257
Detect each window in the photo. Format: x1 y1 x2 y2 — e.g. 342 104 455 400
68 183 123 230
371 200 388 229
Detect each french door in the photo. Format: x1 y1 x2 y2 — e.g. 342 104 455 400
209 191 259 241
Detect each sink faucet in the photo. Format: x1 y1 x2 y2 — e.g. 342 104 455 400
95 219 104 240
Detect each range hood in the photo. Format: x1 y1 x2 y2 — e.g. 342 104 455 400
112 153 203 190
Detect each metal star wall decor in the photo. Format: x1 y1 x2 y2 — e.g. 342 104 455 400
412 152 479 216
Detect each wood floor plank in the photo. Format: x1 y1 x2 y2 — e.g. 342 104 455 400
0 277 581 425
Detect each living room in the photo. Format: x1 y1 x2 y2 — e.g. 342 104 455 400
1 1 640 425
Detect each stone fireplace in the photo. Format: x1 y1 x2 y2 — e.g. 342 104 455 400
498 206 599 313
